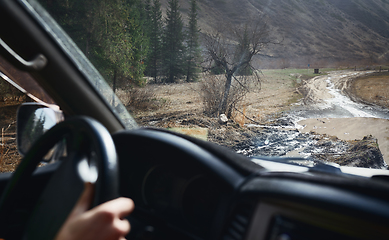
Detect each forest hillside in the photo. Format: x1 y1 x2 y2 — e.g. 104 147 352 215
170 0 389 68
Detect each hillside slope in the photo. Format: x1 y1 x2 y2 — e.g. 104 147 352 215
170 0 389 68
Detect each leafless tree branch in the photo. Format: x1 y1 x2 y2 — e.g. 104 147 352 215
201 14 277 117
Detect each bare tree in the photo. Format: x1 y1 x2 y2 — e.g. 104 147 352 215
203 16 276 117
200 73 257 117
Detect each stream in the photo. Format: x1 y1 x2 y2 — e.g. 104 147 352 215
240 71 389 169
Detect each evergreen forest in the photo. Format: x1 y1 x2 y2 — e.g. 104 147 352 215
40 0 202 90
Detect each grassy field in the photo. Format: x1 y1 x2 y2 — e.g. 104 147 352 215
261 68 335 82
134 68 330 127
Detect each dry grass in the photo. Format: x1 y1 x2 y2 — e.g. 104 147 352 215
199 73 262 118
135 70 302 126
169 127 208 141
116 86 166 113
133 81 203 118
0 122 20 173
199 74 225 116
232 106 246 127
0 128 9 167
351 72 389 108
0 102 21 172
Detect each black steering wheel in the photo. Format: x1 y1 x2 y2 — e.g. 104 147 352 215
0 116 119 239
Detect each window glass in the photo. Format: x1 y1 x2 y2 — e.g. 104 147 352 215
32 0 389 170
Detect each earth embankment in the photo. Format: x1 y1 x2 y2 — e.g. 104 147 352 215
348 72 389 109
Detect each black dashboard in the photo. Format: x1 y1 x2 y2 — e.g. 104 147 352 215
113 129 389 240
113 129 244 239
241 177 389 240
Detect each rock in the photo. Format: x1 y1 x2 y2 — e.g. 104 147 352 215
219 114 228 124
333 135 386 169
311 135 387 169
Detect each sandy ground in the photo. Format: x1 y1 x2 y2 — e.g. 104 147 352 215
299 118 389 164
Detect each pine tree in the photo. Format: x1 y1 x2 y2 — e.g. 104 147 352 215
144 0 152 20
145 0 163 83
185 0 202 82
43 0 148 90
94 0 149 89
126 0 149 85
142 0 152 37
162 0 185 83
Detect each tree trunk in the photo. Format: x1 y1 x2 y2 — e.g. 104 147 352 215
186 60 191 82
112 68 117 106
218 72 232 116
153 58 157 83
85 32 90 59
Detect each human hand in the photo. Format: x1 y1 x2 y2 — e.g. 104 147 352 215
55 182 134 240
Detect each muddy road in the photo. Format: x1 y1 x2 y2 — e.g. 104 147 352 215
296 71 389 119
243 70 389 168
295 70 389 165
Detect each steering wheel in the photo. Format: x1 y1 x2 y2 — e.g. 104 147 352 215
0 116 119 239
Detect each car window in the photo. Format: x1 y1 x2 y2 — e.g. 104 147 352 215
8 0 389 171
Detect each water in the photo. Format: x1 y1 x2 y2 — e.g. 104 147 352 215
291 75 389 120
237 128 319 158
243 71 389 168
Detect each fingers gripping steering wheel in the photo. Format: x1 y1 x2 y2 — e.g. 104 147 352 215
0 117 119 239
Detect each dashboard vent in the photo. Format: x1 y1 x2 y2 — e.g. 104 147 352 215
222 200 255 240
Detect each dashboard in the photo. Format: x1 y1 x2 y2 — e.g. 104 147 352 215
247 200 388 240
239 177 389 240
113 129 241 239
113 129 389 240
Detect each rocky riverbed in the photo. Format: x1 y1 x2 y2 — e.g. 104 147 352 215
136 109 387 169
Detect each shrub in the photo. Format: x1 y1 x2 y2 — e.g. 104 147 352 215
200 74 225 116
116 86 163 113
200 73 260 117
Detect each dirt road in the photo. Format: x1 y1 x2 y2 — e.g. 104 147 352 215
296 70 389 165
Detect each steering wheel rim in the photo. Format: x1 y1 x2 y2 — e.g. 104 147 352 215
0 116 119 239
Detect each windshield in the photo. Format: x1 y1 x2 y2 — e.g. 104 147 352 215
12 0 389 171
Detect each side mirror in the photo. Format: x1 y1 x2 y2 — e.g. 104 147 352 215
17 103 63 156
